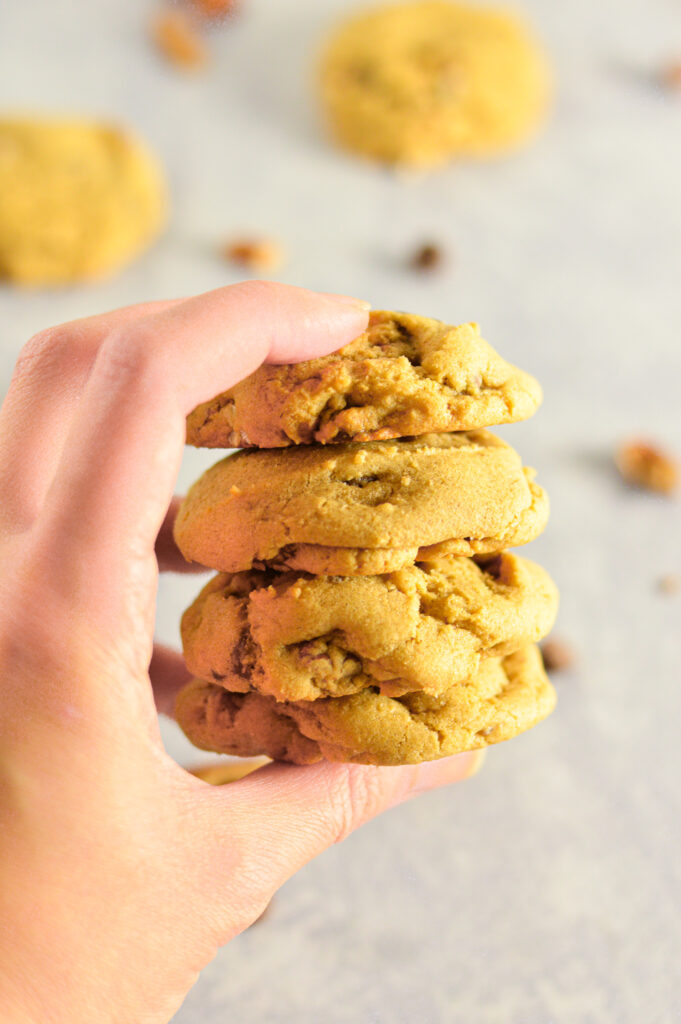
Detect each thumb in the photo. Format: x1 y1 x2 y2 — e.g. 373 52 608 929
190 754 484 935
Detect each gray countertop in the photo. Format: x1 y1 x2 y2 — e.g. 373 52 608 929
1 1 680 1021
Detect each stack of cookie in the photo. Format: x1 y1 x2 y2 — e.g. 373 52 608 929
173 311 558 765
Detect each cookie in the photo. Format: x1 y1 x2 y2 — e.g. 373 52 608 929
186 312 542 448
189 758 268 784
175 645 555 765
0 117 166 285
319 1 550 168
181 552 558 702
174 430 549 574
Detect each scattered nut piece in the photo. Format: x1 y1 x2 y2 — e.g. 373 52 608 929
223 238 284 272
658 574 680 595
410 242 444 271
540 638 575 673
151 9 208 70
616 440 679 495
189 758 268 785
661 62 681 89
189 0 239 20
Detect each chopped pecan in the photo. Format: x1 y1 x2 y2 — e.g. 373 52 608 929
540 638 575 673
616 439 679 495
410 242 444 271
658 574 680 595
151 9 208 70
222 237 284 272
661 62 681 89
188 0 239 20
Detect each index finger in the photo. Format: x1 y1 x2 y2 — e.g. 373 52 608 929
30 282 369 628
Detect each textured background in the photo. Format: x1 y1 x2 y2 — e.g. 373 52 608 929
1 1 680 1021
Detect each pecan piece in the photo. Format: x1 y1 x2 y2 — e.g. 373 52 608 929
616 439 679 495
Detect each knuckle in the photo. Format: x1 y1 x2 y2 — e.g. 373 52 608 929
12 327 61 380
11 323 97 391
95 322 160 386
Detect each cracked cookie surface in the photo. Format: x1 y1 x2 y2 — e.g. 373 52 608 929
0 117 166 285
186 311 541 448
319 1 550 168
175 645 555 765
174 430 549 574
181 552 558 701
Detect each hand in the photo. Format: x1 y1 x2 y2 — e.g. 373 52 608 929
0 282 483 1024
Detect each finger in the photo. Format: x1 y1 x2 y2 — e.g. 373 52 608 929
149 644 192 716
197 752 485 929
156 496 208 573
0 299 184 532
32 283 369 632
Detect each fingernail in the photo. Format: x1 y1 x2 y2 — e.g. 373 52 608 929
408 748 486 797
466 748 487 777
320 293 372 312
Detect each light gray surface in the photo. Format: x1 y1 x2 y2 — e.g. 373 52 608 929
1 1 680 1021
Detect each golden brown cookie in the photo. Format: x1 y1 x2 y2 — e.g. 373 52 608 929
319 1 550 168
174 430 549 574
188 758 268 784
175 645 555 765
0 117 166 285
186 312 542 448
181 552 558 701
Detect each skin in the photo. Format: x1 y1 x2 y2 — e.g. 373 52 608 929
0 282 483 1024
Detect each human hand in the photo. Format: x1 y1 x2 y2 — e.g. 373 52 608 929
0 282 483 1024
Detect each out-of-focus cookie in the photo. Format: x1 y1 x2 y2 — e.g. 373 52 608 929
0 117 166 285
186 312 541 448
175 646 555 765
174 430 549 574
181 552 558 701
319 0 550 168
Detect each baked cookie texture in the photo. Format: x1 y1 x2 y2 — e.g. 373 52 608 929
176 304 556 764
173 430 549 574
175 645 555 765
319 1 550 168
181 553 558 701
186 311 542 448
0 117 166 285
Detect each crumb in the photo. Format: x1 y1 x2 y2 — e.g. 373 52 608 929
658 574 680 595
615 440 679 495
188 0 239 20
151 9 208 70
223 238 284 272
410 243 444 271
661 62 681 89
540 638 575 673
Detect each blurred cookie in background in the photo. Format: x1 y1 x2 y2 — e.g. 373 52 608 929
319 0 550 168
0 117 166 285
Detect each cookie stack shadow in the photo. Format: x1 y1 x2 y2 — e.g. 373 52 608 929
173 311 558 765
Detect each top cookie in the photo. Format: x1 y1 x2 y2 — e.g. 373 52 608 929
319 1 550 168
185 311 541 448
0 117 166 285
